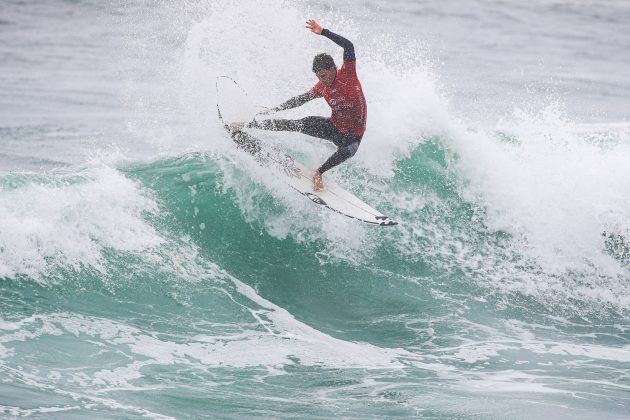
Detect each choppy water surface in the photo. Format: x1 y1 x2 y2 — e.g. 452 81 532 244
1 0 629 418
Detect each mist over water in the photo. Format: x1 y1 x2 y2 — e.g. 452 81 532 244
1 0 629 418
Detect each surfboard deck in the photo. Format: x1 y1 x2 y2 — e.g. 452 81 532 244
226 128 397 226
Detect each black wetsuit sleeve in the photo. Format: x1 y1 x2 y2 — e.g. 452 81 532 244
246 93 315 128
274 92 315 111
321 29 355 61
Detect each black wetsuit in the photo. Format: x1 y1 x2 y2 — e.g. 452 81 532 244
247 29 365 174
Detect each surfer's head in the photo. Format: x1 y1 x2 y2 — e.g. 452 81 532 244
313 53 336 86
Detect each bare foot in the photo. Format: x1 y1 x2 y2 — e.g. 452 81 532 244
228 122 245 132
312 170 324 191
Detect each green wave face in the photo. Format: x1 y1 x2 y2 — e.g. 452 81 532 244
1 132 629 417
2 0 630 414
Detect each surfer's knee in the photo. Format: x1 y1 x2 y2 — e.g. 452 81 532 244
345 141 360 157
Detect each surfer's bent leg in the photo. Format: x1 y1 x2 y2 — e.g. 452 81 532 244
247 116 339 139
297 116 341 139
318 141 360 174
247 119 302 132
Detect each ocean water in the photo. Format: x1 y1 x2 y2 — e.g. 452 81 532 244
1 0 629 418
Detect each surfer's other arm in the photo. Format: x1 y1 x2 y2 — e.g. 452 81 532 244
306 19 355 61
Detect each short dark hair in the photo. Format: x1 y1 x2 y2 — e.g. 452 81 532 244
312 53 336 73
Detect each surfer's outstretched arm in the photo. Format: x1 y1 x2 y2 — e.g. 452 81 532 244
229 93 314 132
271 92 315 112
306 19 355 61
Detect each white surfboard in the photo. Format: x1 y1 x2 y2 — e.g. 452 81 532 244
225 128 397 226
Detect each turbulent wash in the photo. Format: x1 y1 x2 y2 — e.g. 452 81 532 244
1 0 630 418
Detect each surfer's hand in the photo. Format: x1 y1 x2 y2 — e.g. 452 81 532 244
229 122 245 132
306 19 323 35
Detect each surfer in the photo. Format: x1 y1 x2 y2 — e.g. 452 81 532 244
229 19 367 191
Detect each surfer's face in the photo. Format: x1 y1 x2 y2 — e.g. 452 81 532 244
316 67 337 86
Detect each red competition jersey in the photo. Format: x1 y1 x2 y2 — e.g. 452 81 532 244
310 60 367 137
